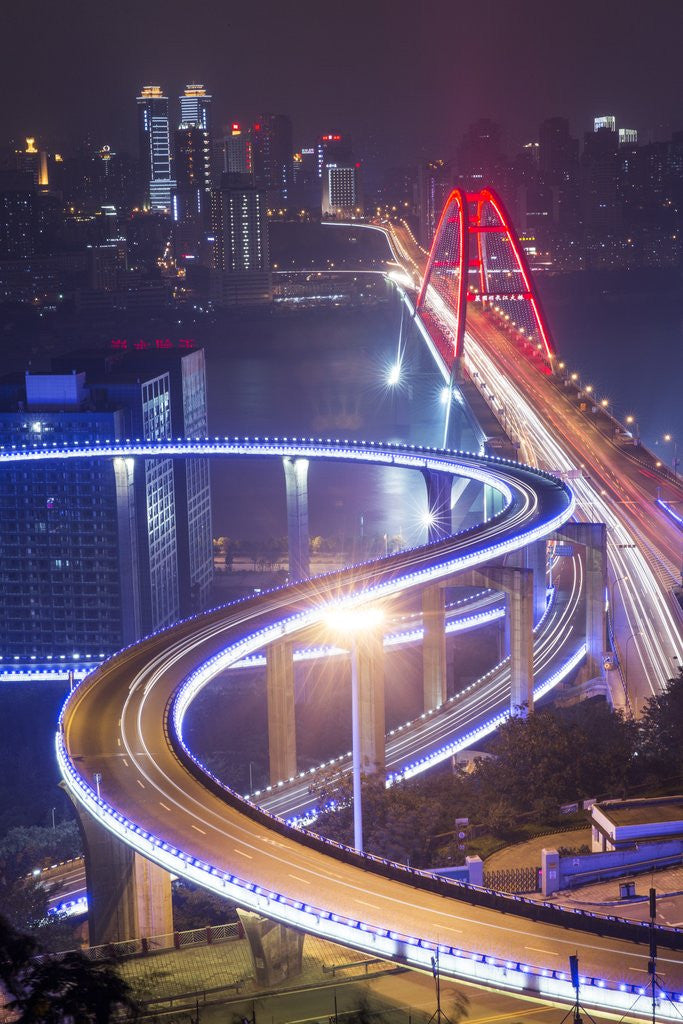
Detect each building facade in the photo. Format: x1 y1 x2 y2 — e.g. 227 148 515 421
137 85 176 212
210 173 272 304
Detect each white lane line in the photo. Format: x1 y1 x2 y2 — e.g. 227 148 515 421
234 848 253 859
159 801 171 812
122 758 129 767
191 824 206 835
288 874 311 885
526 947 559 957
136 779 145 788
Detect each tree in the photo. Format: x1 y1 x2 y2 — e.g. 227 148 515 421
0 913 140 1023
639 667 683 782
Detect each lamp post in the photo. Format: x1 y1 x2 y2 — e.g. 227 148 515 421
663 434 679 479
324 606 385 854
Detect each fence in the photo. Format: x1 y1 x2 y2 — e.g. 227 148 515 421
482 866 540 894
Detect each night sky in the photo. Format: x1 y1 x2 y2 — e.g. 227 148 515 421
3 0 683 164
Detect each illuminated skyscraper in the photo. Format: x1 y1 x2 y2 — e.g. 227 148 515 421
137 85 176 212
179 83 212 132
210 173 272 304
223 123 253 176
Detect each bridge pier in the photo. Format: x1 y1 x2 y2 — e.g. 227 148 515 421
554 522 607 681
464 566 534 713
422 585 447 711
421 468 452 543
71 798 173 945
237 909 304 986
352 630 385 775
451 477 484 532
283 457 310 580
266 639 297 784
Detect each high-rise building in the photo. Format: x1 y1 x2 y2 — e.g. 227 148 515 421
316 134 353 178
173 125 212 262
581 122 621 231
0 170 35 259
457 119 505 191
594 115 616 133
416 159 452 246
0 372 138 661
210 172 272 304
137 85 176 212
321 162 362 216
619 128 638 145
251 115 294 204
179 83 212 132
538 117 580 229
224 123 253 176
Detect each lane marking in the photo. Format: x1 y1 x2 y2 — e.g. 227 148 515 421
191 824 206 835
136 779 145 789
525 947 559 957
234 848 253 859
288 874 311 885
159 801 171 812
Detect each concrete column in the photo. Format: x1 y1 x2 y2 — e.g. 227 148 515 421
354 631 385 775
237 909 304 986
527 539 548 624
555 522 607 680
466 855 484 887
72 798 173 945
422 585 447 710
421 468 452 543
508 567 534 713
113 457 141 645
266 639 296 784
451 477 484 532
283 457 310 580
541 847 560 897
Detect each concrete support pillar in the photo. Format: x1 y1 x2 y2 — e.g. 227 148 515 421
354 631 385 775
283 457 310 580
541 847 560 897
237 909 304 986
451 477 484 532
422 585 447 710
113 457 141 645
266 639 296 784
421 468 452 543
528 539 548 624
508 568 534 713
555 522 607 680
71 798 173 945
464 565 534 713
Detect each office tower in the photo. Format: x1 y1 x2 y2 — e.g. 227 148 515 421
619 128 638 145
210 173 272 304
224 123 253 175
538 117 580 229
416 159 452 246
316 133 353 178
179 83 212 132
0 170 35 258
0 372 138 661
124 349 213 616
251 114 294 203
581 120 621 231
173 124 212 262
594 115 616 133
137 85 176 211
321 162 362 216
457 119 505 191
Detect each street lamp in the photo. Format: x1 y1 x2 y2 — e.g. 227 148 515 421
324 605 385 853
663 434 679 478
625 415 640 445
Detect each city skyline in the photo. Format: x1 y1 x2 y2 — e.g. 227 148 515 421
3 0 683 165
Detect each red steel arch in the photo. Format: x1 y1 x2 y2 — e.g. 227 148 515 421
416 188 468 365
417 186 555 370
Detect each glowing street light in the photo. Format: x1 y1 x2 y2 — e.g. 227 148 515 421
323 605 385 853
387 363 401 387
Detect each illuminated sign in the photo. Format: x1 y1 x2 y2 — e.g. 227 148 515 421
111 338 196 351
